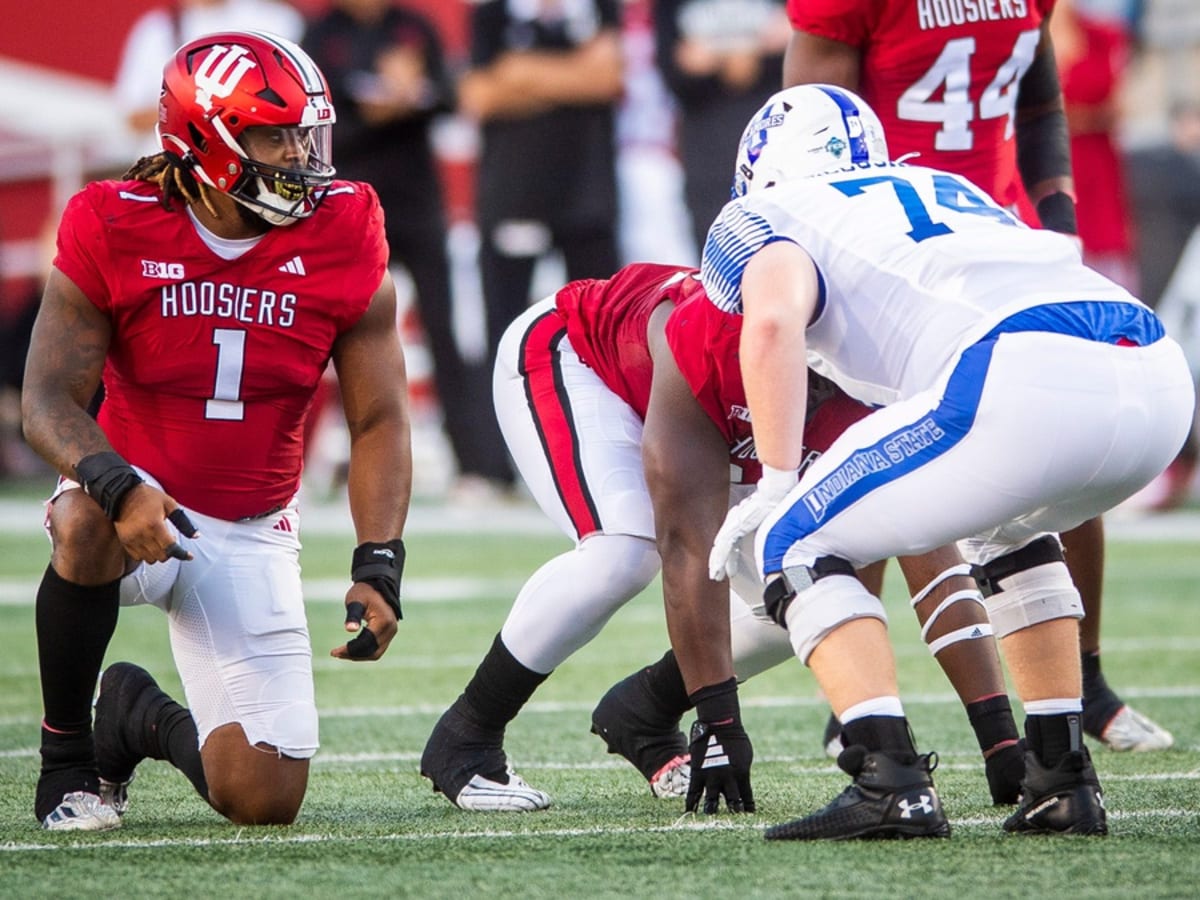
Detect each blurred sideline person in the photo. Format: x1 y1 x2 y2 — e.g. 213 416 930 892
1052 0 1137 290
24 32 412 831
456 0 626 492
419 262 1023 812
654 0 791 257
113 0 305 155
303 0 500 495
696 84 1191 839
782 0 1173 753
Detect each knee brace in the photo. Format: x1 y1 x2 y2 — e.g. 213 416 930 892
910 563 992 656
971 536 1084 638
764 558 888 665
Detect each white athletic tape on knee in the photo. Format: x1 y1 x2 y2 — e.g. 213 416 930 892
983 561 1083 638
783 575 888 665
926 622 994 656
918 588 987 642
910 563 974 607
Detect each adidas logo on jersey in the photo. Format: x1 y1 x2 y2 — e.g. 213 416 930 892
278 256 306 276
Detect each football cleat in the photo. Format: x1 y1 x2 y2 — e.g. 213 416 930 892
454 769 551 812
98 773 135 817
1094 705 1174 753
1003 748 1107 836
421 705 548 812
591 669 689 795
41 791 122 832
649 754 690 799
764 746 950 841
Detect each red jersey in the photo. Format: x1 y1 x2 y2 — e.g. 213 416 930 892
55 180 388 520
557 263 871 485
788 0 1055 207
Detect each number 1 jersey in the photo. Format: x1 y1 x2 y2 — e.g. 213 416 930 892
53 180 388 520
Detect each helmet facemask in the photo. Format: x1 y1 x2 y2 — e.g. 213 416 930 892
230 122 335 225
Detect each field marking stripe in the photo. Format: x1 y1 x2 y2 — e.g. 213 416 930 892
2 809 1194 853
3 686 1200 728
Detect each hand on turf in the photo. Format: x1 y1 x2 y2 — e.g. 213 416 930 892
686 716 756 814
332 581 398 661
709 465 798 581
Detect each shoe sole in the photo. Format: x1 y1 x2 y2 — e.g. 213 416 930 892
765 821 951 841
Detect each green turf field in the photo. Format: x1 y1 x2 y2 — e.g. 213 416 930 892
0 486 1197 898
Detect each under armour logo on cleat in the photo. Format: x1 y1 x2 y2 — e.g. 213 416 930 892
897 794 935 818
278 255 306 275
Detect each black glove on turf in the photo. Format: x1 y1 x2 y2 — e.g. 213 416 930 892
686 678 755 814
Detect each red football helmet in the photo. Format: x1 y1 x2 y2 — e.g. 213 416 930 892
158 31 337 225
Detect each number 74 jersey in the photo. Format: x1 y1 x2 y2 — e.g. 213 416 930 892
699 161 1137 408
788 0 1055 208
53 179 388 521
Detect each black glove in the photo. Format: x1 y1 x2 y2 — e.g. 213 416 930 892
685 678 755 814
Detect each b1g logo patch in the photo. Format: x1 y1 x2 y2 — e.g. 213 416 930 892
142 260 186 279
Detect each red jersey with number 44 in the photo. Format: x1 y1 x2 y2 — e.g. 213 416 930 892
788 0 1055 207
53 180 388 520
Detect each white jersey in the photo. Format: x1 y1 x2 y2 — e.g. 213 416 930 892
700 161 1139 406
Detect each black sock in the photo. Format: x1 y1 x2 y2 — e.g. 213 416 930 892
36 565 120 735
458 634 549 733
1026 712 1083 768
128 685 209 800
841 715 917 761
641 650 691 718
967 694 1020 755
35 729 100 821
1081 650 1123 735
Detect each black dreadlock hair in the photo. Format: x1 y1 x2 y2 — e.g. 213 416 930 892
123 152 221 218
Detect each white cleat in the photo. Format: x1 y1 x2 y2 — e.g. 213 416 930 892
98 772 134 816
1099 705 1174 752
41 791 122 831
649 754 690 799
453 769 551 812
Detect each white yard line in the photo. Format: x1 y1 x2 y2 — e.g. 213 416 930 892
0 807 1194 853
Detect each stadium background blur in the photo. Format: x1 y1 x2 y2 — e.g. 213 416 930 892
1 0 1198 503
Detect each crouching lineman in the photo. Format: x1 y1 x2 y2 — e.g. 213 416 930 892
419 261 1025 813
23 32 412 830
693 84 1192 839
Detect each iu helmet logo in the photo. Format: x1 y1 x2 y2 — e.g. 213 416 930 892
193 44 257 112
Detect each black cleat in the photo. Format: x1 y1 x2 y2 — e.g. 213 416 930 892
420 705 549 811
94 662 161 815
1003 748 1107 836
985 740 1026 805
591 668 689 795
765 746 951 841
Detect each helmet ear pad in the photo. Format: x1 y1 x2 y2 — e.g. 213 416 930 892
157 30 337 224
732 84 890 197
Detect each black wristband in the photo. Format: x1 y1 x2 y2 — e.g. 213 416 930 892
688 677 739 724
75 451 145 520
351 539 405 620
1035 191 1078 236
